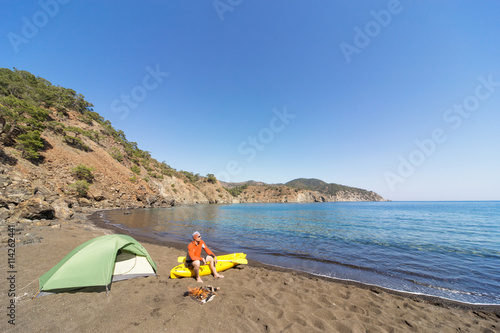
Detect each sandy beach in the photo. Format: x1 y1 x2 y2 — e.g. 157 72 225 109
3 214 499 333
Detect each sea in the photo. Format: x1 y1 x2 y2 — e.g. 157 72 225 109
94 201 500 305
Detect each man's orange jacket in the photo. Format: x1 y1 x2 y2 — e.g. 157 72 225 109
187 239 214 261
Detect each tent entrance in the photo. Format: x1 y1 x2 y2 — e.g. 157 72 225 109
112 250 156 282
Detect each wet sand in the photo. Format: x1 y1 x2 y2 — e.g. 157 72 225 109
3 214 499 332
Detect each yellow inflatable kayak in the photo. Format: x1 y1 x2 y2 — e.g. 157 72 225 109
170 253 247 279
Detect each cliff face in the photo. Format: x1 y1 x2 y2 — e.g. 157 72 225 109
0 68 386 226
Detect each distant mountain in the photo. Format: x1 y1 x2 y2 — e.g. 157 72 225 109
221 178 386 202
286 178 386 202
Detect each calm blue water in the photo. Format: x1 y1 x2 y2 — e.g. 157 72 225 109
97 201 500 305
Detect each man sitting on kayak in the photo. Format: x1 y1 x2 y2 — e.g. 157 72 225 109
186 231 224 283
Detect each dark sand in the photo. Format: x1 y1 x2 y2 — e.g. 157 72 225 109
2 214 499 332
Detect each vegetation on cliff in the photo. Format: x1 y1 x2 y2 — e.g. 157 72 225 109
285 178 383 200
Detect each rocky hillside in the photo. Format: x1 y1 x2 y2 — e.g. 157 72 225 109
286 178 385 201
221 179 385 203
0 68 385 226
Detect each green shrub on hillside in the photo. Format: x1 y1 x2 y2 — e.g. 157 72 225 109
225 184 248 197
180 171 200 183
149 172 163 179
72 164 94 182
159 161 175 177
46 121 65 135
131 165 141 175
69 180 90 197
109 148 124 162
16 130 44 160
63 135 90 152
143 161 153 172
206 173 217 184
64 126 100 143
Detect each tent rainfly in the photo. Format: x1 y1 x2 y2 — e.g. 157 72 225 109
35 234 157 297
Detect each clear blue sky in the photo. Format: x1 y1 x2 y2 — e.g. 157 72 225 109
2 0 499 201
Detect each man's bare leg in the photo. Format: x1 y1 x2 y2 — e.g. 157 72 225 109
192 260 204 283
207 256 224 279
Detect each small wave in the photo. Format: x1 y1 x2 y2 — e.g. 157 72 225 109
407 279 500 303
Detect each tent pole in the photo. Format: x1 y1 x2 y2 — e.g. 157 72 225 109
32 290 41 299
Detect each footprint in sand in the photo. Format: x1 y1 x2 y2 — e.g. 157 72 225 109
348 305 367 316
339 290 351 300
312 318 326 330
367 301 382 315
313 307 337 321
318 295 336 307
288 314 308 327
333 321 353 333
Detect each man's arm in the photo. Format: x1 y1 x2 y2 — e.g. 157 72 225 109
201 241 215 258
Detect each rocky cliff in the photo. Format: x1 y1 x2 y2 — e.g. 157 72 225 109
0 68 385 227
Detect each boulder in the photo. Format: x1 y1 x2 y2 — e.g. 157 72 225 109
0 195 10 208
78 197 92 207
52 198 73 220
32 179 55 197
88 188 106 201
12 198 56 220
135 192 147 202
2 186 32 204
146 195 158 206
0 207 10 221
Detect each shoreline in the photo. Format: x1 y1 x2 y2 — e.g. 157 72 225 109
6 210 500 332
89 208 500 315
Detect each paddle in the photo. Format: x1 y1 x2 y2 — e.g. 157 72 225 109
177 256 248 265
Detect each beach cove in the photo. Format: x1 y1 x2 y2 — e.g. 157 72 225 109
96 201 500 306
4 208 500 332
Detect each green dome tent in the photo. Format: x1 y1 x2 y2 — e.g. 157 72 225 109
35 234 157 297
